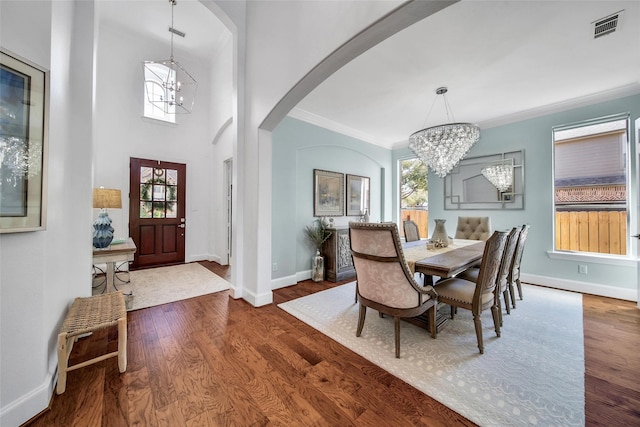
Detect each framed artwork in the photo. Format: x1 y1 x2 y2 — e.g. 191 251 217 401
0 49 48 232
313 169 344 216
346 174 370 216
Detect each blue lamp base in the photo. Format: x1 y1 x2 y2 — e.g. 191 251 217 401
93 209 115 249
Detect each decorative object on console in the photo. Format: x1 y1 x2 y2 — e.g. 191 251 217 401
304 218 332 282
409 87 480 178
93 187 122 249
143 0 197 114
430 219 449 247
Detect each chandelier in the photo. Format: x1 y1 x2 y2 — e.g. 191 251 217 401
143 0 197 114
481 163 513 192
409 87 480 178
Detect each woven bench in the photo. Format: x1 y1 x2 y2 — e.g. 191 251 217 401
57 292 127 394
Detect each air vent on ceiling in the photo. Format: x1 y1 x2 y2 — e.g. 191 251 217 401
169 27 185 38
592 10 623 39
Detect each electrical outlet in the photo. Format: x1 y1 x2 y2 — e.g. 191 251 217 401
272 262 278 272
578 264 587 274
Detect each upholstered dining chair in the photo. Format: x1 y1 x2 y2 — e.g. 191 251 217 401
457 227 521 326
508 224 530 308
433 230 508 354
349 222 437 358
403 220 420 242
454 216 492 241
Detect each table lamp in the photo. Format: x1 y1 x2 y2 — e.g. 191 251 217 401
93 187 122 248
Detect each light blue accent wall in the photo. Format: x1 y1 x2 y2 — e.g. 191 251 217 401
397 94 640 292
272 117 393 280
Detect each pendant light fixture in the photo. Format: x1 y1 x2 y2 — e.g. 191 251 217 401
143 0 197 114
409 87 480 177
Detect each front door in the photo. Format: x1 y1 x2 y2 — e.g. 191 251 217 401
129 157 186 269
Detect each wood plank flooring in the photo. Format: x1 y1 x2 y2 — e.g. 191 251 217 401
26 262 640 426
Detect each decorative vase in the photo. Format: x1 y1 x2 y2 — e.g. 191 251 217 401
93 210 115 248
312 249 325 282
431 219 449 247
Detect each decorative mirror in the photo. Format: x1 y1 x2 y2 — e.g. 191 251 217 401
444 150 524 210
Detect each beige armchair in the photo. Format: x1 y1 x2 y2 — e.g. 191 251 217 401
454 216 492 241
433 230 508 354
349 222 437 358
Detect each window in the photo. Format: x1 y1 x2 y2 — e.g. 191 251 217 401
143 63 176 123
553 114 629 255
399 158 428 238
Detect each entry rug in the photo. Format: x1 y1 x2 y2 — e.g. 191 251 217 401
93 263 231 311
279 282 585 426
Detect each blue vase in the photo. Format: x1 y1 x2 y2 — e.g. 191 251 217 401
93 210 114 248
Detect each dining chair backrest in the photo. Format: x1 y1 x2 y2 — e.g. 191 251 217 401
510 224 530 281
455 216 492 241
403 220 420 242
349 222 425 309
496 227 521 294
471 230 508 314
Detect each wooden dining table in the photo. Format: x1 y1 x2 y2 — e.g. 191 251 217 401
403 239 486 286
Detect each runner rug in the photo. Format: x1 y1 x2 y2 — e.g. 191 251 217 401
279 282 584 426
93 262 231 311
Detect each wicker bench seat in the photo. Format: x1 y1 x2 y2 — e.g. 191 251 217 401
57 291 127 394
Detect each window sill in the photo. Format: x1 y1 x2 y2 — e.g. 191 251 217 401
141 116 178 127
546 250 636 267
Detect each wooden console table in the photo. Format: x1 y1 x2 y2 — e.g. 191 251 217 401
93 238 137 293
322 227 356 282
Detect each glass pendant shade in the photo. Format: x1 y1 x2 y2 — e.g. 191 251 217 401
409 87 480 178
481 164 513 192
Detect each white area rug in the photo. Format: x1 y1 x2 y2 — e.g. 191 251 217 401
279 282 585 426
93 263 230 311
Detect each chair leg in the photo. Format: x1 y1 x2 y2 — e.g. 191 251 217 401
491 305 501 338
503 290 511 315
516 278 523 300
497 298 503 327
473 313 484 354
117 316 127 373
450 305 455 319
356 304 366 337
394 316 401 358
56 333 69 395
508 280 517 309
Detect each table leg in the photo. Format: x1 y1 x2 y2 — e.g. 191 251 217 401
106 262 115 293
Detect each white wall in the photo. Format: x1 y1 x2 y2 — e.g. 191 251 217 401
0 1 94 426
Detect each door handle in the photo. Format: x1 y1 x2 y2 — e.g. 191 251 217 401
178 224 186 228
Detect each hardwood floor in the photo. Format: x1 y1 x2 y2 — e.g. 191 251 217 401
26 262 640 426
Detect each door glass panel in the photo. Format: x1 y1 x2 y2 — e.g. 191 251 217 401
154 168 165 183
140 167 153 184
153 185 166 201
166 202 177 218
140 202 152 218
153 202 165 218
167 185 177 201
140 184 152 201
166 169 178 185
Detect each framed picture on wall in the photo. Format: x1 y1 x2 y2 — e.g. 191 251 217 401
346 174 370 216
0 49 48 233
314 169 344 216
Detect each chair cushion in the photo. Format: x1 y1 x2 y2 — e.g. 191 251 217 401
436 277 494 306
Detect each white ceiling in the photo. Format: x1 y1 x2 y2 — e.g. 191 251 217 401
99 1 640 150
292 0 640 148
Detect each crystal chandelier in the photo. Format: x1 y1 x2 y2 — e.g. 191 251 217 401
481 164 513 192
409 87 480 178
143 0 197 114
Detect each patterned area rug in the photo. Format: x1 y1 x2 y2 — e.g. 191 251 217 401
93 263 230 311
279 282 585 426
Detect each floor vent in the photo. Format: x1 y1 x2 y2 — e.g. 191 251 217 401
593 11 622 39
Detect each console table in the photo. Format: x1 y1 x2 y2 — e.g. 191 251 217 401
322 227 355 282
93 238 137 293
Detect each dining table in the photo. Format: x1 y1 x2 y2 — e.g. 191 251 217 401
403 239 485 286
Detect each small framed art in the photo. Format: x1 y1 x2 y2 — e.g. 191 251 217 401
346 174 370 216
313 169 344 216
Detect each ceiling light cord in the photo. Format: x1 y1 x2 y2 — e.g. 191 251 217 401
169 0 176 61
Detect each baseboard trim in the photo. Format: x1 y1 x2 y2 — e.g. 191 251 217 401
271 274 297 290
521 273 637 302
0 372 54 427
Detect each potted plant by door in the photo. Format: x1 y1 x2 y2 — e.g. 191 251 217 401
304 218 332 282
